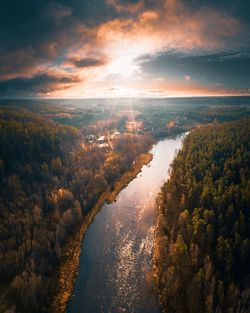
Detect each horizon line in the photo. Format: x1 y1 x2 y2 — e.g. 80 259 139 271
1 95 250 101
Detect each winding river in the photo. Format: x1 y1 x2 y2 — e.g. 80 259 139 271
67 134 185 313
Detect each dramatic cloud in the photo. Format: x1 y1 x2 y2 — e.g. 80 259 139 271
0 73 81 97
98 1 241 54
0 0 250 97
107 0 144 13
67 57 107 68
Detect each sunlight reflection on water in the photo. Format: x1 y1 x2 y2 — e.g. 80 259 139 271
67 134 185 313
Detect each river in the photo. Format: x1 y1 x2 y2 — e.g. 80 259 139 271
67 134 185 313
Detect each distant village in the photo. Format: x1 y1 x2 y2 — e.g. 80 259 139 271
81 117 181 151
81 118 145 150
83 130 120 149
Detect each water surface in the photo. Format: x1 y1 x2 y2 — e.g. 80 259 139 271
67 134 185 313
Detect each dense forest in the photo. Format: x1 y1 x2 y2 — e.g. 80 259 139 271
0 109 153 312
154 119 250 313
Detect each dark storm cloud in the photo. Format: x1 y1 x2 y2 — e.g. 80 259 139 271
0 0 117 78
0 73 81 96
0 0 144 84
182 0 250 24
1 2 73 51
0 2 73 79
68 57 107 68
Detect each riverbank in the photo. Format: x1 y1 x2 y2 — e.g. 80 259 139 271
153 193 167 313
152 133 187 313
50 152 153 313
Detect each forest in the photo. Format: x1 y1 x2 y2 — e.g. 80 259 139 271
154 119 250 313
0 108 153 312
1 97 250 139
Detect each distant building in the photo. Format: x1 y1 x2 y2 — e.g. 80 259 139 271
86 134 95 143
110 131 120 139
98 143 109 148
97 135 106 143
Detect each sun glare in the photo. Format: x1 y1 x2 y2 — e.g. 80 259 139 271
107 56 140 78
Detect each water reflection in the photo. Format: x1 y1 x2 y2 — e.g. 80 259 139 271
67 134 185 313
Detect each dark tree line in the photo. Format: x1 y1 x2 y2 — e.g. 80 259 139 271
154 119 250 313
0 109 153 312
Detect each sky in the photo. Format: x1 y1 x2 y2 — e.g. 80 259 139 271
0 0 250 98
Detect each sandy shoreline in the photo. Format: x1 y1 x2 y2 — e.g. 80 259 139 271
50 152 153 313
